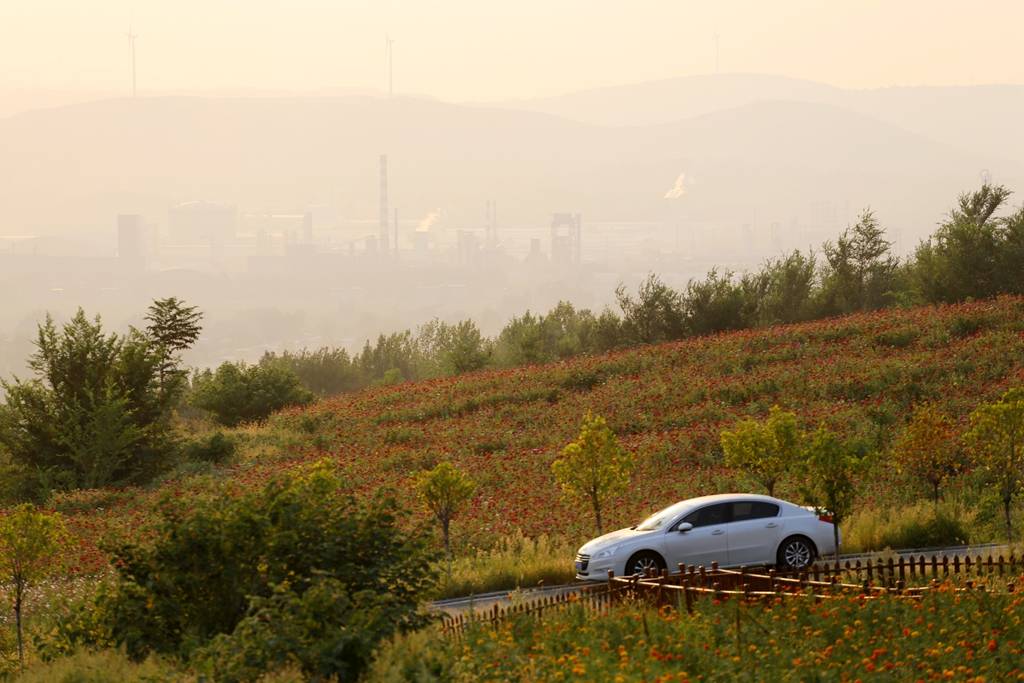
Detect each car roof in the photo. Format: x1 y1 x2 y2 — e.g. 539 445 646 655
684 493 785 505
656 493 791 518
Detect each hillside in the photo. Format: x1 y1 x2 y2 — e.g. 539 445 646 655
60 297 1024 570
511 73 1024 163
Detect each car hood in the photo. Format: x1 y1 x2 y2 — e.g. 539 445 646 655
578 527 654 555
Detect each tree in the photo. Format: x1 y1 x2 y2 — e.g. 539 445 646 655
434 320 491 375
800 425 863 560
682 269 752 335
819 210 898 314
415 462 476 576
892 403 961 504
0 505 66 671
911 184 1014 303
552 413 635 535
755 250 818 325
0 307 188 492
616 274 686 345
965 388 1024 543
720 406 801 497
145 297 203 395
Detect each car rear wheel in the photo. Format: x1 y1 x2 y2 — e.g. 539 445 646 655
625 551 666 577
777 536 815 571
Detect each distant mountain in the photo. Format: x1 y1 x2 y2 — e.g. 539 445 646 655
506 73 1024 165
0 93 1018 244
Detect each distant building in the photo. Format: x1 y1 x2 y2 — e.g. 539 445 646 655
550 213 582 265
168 201 237 245
117 214 149 269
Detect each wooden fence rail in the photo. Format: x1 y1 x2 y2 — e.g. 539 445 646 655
440 552 1020 638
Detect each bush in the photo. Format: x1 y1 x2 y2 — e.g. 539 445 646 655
180 431 236 464
13 649 185 683
842 502 971 553
190 362 313 427
195 579 416 682
45 462 438 679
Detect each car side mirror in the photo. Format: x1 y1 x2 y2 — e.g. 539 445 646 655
677 522 693 533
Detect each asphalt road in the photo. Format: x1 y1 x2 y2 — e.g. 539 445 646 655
430 542 1004 615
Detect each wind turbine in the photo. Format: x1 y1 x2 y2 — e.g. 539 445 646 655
126 25 138 97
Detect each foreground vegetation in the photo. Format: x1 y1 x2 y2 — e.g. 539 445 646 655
371 582 1024 681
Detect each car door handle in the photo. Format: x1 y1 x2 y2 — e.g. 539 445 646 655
711 529 725 535
765 522 778 528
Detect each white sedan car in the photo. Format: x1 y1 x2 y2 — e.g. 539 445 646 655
574 493 837 580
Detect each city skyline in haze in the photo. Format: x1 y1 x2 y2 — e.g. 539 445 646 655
3 0 1024 116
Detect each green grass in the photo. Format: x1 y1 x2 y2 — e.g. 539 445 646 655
438 531 576 600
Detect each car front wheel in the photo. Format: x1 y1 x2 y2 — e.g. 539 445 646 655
777 536 815 571
624 551 666 577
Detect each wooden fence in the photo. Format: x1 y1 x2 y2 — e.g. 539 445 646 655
440 552 1021 638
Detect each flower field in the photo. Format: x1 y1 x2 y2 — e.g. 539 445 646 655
54 297 1024 572
376 579 1024 681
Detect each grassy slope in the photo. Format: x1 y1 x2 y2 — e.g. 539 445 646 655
58 298 1024 571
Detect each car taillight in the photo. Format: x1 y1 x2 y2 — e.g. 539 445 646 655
818 514 834 524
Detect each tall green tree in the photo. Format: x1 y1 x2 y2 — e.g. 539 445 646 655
616 274 686 345
911 184 1020 302
145 297 203 395
819 210 898 314
0 305 193 492
415 461 476 576
720 406 801 497
552 413 635 535
964 387 1024 542
0 505 66 671
800 425 864 560
683 269 752 335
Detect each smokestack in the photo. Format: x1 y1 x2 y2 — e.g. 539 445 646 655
379 154 389 251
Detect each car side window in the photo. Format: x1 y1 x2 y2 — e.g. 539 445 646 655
681 503 731 528
731 502 780 522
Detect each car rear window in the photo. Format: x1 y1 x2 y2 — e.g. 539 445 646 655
731 501 780 521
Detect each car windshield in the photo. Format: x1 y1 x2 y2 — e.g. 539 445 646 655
635 502 688 531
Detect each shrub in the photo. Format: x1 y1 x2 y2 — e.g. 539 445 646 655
46 462 437 678
842 502 971 553
195 579 415 682
180 431 236 464
14 649 185 683
190 361 313 427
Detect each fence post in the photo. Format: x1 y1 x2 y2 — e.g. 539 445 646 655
965 555 972 576
768 568 777 594
700 565 708 588
866 558 873 581
953 555 960 575
898 557 906 583
682 572 693 614
998 555 1005 576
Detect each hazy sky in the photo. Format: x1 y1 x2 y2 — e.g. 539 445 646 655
3 0 1024 103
